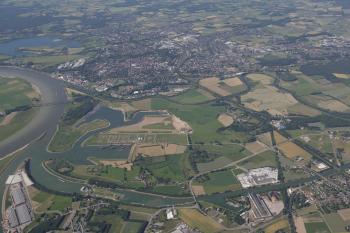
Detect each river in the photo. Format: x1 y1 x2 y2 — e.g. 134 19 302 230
0 67 193 227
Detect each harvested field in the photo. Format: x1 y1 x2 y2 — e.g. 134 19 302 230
338 208 350 221
242 86 298 116
192 185 206 196
265 219 290 233
333 73 350 79
278 141 312 161
178 208 223 233
136 144 186 157
274 131 288 145
287 103 321 117
222 77 243 87
318 99 349 112
130 98 152 110
199 77 231 96
295 216 307 233
257 132 273 146
247 73 274 85
245 141 267 153
217 113 234 127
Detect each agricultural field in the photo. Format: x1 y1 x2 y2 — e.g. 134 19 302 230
178 208 224 233
264 219 290 233
194 144 251 173
324 211 350 233
70 153 194 195
0 77 39 112
217 113 234 127
134 144 187 157
306 134 333 154
103 98 153 119
28 187 72 213
295 206 331 233
195 168 242 194
257 132 273 147
18 54 81 69
279 71 350 113
199 77 246 97
241 73 300 116
170 88 215 104
88 112 190 152
238 150 277 170
274 131 312 162
278 141 312 161
333 73 350 79
49 119 109 152
0 77 40 141
151 98 250 144
244 141 267 154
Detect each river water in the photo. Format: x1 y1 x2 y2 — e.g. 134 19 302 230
0 67 193 225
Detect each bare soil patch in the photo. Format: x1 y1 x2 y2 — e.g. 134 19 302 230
172 115 192 133
242 86 298 116
192 185 206 196
136 144 186 157
294 216 307 233
199 77 231 96
217 113 234 127
222 77 243 87
245 141 267 153
0 112 17 126
278 141 312 161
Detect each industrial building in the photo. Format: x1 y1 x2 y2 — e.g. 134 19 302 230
2 171 34 232
237 167 279 188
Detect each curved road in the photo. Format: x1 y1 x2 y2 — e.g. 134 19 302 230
0 66 67 158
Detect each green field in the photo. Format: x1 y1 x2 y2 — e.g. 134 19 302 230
304 222 331 233
122 221 146 233
194 144 251 173
32 190 72 212
48 119 109 152
323 212 350 233
72 154 194 194
19 55 81 68
151 98 249 143
0 77 35 112
170 88 215 104
238 150 277 169
199 169 241 194
91 214 125 233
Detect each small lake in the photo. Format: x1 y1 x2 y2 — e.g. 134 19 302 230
0 36 81 56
